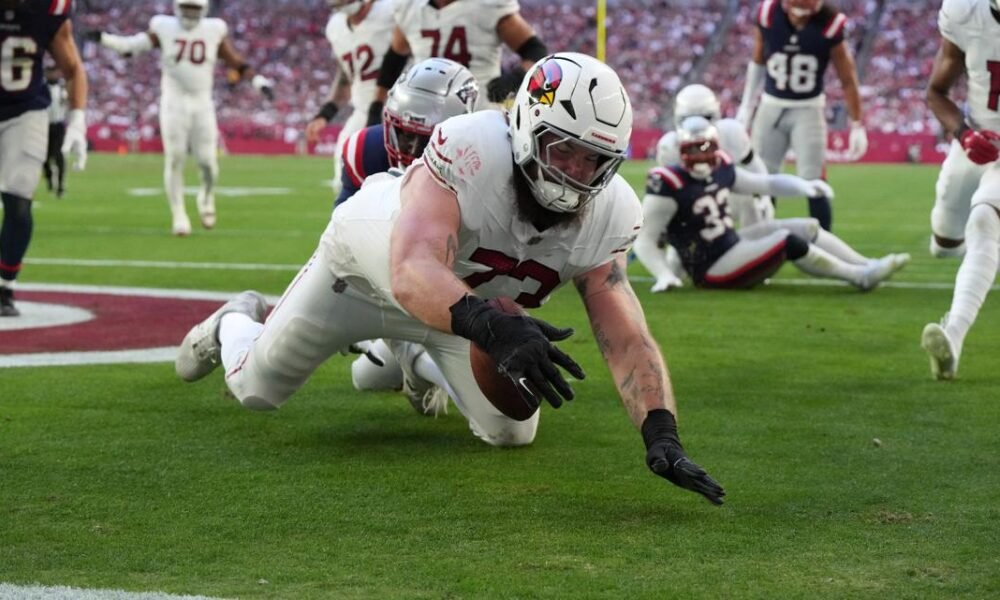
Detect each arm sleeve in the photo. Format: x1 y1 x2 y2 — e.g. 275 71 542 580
734 169 810 197
633 194 678 280
100 32 154 55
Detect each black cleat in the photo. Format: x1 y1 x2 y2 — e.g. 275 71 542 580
0 287 19 317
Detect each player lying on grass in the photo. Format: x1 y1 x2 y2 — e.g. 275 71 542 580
635 116 909 291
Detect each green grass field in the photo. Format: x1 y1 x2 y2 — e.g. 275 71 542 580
2 154 999 599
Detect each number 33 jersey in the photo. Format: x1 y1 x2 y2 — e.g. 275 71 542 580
149 15 228 98
0 0 72 121
323 110 641 310
393 0 519 93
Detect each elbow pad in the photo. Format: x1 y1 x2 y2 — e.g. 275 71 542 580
515 35 548 63
100 32 154 56
375 48 409 89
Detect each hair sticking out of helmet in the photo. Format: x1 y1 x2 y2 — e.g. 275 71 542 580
510 52 632 213
174 0 208 30
383 58 479 168
677 116 720 180
782 0 822 18
673 83 721 128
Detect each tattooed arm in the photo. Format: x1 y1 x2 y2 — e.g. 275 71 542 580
574 255 677 428
575 255 726 504
390 163 469 332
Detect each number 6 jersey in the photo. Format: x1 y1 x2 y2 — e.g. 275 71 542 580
323 110 642 310
0 0 73 121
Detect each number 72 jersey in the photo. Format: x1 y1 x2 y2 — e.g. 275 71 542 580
326 0 394 113
0 0 73 121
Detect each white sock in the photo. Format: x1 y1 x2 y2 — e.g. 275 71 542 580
164 158 187 221
0 279 14 289
413 351 448 391
944 204 1000 351
793 244 864 283
351 339 403 391
814 230 869 265
219 312 264 371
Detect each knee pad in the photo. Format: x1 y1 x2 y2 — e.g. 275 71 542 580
784 233 810 260
931 201 970 243
779 217 819 242
966 204 1000 248
469 418 537 448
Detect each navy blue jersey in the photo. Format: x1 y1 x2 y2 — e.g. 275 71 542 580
336 123 391 206
756 0 847 101
0 0 72 122
645 158 740 284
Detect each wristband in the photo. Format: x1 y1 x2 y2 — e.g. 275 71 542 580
316 101 338 122
641 408 681 450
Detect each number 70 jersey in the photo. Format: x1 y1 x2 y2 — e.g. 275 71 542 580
149 15 228 98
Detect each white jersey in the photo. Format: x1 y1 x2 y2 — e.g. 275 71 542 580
323 110 641 310
393 0 519 90
325 0 395 113
149 15 228 99
47 82 68 124
939 0 1000 131
655 118 755 167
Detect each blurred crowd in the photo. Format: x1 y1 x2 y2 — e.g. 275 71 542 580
77 0 955 146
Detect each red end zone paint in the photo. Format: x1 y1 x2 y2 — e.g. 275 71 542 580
0 291 225 354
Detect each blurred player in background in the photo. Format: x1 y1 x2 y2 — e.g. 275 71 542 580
921 0 1000 380
305 0 394 197
635 116 908 291
735 0 868 232
0 0 88 317
90 0 274 236
44 65 69 199
366 0 548 123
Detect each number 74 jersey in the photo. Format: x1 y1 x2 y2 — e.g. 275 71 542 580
149 14 228 98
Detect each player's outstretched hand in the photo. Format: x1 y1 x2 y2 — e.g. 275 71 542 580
642 408 725 505
804 179 834 199
251 75 274 101
486 67 526 104
450 295 585 410
61 109 88 171
651 272 683 293
847 121 868 161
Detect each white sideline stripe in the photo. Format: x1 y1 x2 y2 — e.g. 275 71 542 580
15 282 281 303
0 583 228 600
629 275 998 291
26 258 302 272
0 347 177 369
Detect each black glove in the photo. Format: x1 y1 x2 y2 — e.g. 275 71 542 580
366 100 384 127
450 295 585 410
260 85 274 101
486 67 527 104
83 30 103 43
642 409 725 505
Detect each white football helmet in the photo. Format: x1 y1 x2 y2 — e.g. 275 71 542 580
673 84 721 128
677 116 720 180
510 52 632 213
174 0 208 30
384 58 479 168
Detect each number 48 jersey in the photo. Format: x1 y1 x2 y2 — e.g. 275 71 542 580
393 0 519 95
756 0 848 103
0 0 73 122
149 14 227 98
938 0 1000 131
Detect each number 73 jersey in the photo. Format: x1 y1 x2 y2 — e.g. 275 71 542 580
0 0 73 121
149 15 228 98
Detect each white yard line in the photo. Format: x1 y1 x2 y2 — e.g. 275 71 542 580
0 583 229 600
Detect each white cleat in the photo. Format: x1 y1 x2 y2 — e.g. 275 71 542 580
197 189 216 229
857 252 910 291
172 214 192 237
921 320 959 380
175 291 268 382
386 339 449 417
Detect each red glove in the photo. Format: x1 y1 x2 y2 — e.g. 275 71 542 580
959 127 1000 165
